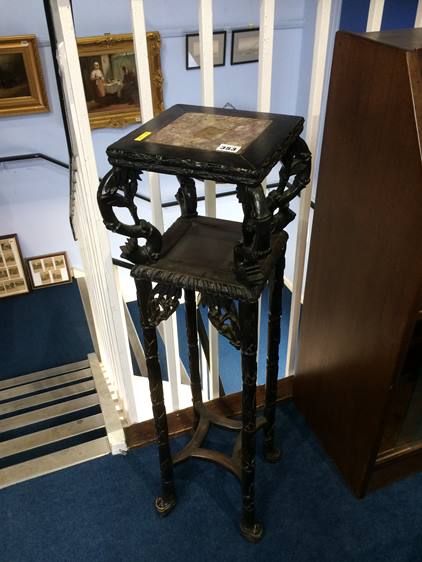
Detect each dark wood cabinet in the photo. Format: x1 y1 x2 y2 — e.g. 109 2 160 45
294 29 422 497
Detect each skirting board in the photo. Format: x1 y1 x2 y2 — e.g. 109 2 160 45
368 440 422 494
125 375 293 449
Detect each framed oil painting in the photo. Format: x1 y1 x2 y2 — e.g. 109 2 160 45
26 252 71 290
186 31 226 70
0 234 30 298
77 32 164 129
231 28 259 65
0 35 49 117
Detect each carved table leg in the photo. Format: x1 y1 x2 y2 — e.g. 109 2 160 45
263 253 285 462
136 278 176 516
234 183 272 285
184 289 203 429
239 300 263 543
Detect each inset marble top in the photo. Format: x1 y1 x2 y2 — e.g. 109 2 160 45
106 104 304 185
146 112 272 154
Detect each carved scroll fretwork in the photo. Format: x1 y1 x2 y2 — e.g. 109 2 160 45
175 175 198 217
148 283 182 326
234 183 272 286
232 136 311 286
201 293 241 349
97 167 162 265
266 136 312 231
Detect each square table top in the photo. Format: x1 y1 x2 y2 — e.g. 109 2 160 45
106 104 304 185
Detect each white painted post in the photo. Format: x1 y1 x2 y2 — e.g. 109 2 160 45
285 0 333 376
131 0 182 412
198 0 219 400
415 1 422 27
256 0 275 371
366 0 385 32
257 0 275 113
198 0 216 217
50 0 139 423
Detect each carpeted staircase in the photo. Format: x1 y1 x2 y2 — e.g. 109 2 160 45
0 358 110 489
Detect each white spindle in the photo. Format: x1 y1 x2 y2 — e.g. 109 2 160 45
257 0 275 113
51 0 138 422
198 0 215 107
366 0 385 32
198 0 217 216
285 0 333 376
198 0 219 400
256 0 275 371
131 0 182 411
415 0 422 26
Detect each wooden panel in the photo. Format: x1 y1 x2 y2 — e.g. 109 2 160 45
294 31 422 497
369 441 422 492
125 376 293 449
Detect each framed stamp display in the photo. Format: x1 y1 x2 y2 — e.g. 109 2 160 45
186 31 226 70
0 35 49 117
77 32 164 129
0 234 30 298
26 252 71 290
231 28 259 65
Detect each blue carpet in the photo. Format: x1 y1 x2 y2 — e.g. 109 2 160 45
2 401 422 562
0 281 93 381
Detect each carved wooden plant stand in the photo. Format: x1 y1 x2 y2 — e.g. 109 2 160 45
97 104 311 542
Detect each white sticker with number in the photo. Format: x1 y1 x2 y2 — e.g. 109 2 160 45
216 143 242 153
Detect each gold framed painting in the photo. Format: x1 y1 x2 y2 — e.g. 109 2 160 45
77 32 164 129
0 234 30 298
0 35 49 117
26 252 72 290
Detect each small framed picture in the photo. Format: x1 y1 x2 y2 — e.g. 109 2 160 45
231 28 259 65
0 234 30 299
186 31 226 70
26 252 71 289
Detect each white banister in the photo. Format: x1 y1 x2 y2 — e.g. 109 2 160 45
415 0 422 26
198 0 215 107
256 0 275 369
285 0 333 376
198 0 217 218
198 0 219 400
50 0 139 422
257 0 275 113
131 0 182 412
366 0 385 32
130 0 164 234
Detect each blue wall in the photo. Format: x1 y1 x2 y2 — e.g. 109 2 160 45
340 0 419 32
0 0 316 275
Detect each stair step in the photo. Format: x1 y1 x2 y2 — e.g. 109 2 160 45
0 413 105 459
1 381 95 416
0 394 99 433
0 360 90 391
0 427 107 469
0 436 110 489
0 368 92 402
